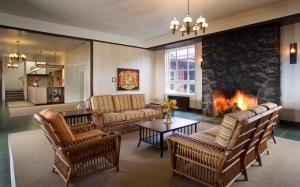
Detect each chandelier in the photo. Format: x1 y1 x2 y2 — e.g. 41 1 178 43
7 41 26 69
170 0 208 37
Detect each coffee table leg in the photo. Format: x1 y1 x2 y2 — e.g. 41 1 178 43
160 133 164 157
194 123 197 133
137 127 142 148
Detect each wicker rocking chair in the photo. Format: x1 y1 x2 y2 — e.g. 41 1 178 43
34 109 121 187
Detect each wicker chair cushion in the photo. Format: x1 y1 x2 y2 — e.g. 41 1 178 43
189 132 221 147
103 112 126 125
131 94 146 110
139 108 160 118
216 110 255 148
90 95 115 113
113 95 132 112
39 109 75 142
203 126 220 138
248 105 268 114
260 102 277 110
74 129 103 140
122 110 144 120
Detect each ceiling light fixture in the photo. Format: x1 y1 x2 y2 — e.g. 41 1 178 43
7 41 26 69
170 0 208 37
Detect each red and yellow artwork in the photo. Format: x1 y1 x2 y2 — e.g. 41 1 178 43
117 68 139 90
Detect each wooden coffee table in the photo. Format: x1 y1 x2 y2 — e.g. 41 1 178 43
137 117 199 157
61 110 92 126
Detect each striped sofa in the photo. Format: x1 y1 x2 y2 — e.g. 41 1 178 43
168 102 281 187
90 94 161 132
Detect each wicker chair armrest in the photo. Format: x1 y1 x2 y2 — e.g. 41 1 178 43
69 122 98 134
61 131 121 152
168 133 226 174
168 133 225 155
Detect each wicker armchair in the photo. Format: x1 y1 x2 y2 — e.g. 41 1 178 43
34 109 121 187
168 105 281 187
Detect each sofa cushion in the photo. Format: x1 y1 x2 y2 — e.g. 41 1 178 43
131 94 146 110
122 110 144 120
103 112 126 125
216 110 255 148
260 102 277 110
74 129 103 140
203 126 220 138
139 108 160 118
90 95 115 113
39 109 75 142
248 105 267 114
189 132 221 147
113 95 132 112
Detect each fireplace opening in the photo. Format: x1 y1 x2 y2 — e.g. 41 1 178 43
212 89 258 117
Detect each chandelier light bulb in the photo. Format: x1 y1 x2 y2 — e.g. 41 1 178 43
171 18 179 26
183 15 192 23
193 25 200 31
179 25 186 32
202 22 208 28
197 16 206 24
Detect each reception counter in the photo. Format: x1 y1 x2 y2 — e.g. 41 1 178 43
27 87 47 104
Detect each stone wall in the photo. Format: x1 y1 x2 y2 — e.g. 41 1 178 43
202 24 280 116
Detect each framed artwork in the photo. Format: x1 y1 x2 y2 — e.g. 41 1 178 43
117 68 139 91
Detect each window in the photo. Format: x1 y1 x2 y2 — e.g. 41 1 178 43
166 46 195 94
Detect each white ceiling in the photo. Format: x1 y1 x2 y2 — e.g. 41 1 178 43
0 28 87 61
0 0 286 41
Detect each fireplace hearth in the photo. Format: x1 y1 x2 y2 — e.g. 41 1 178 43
212 89 258 117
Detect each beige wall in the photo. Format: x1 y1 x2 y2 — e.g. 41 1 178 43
93 42 155 103
280 23 300 122
153 43 203 109
65 43 91 103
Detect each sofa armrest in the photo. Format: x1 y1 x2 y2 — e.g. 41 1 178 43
167 133 226 175
91 111 104 127
146 104 161 110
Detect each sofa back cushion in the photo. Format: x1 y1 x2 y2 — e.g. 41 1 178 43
248 105 267 114
113 95 132 112
39 109 75 143
260 102 277 110
216 110 255 148
131 94 146 110
90 95 115 113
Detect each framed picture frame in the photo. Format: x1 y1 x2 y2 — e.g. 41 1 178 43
117 68 139 91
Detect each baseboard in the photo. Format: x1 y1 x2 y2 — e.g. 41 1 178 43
280 120 300 126
189 108 202 113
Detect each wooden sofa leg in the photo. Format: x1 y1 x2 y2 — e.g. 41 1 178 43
255 147 262 166
241 160 248 181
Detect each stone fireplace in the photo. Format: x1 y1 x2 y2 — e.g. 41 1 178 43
212 89 258 117
202 23 280 116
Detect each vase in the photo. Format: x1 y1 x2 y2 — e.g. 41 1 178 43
166 113 172 124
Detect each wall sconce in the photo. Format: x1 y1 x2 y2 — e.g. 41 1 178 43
290 43 297 64
198 57 203 66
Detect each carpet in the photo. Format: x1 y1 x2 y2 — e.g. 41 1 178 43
9 124 300 187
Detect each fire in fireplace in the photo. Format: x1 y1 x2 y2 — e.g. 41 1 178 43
212 89 258 117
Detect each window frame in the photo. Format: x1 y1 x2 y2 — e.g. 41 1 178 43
165 45 196 95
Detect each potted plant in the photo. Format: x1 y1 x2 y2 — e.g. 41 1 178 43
161 99 178 124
